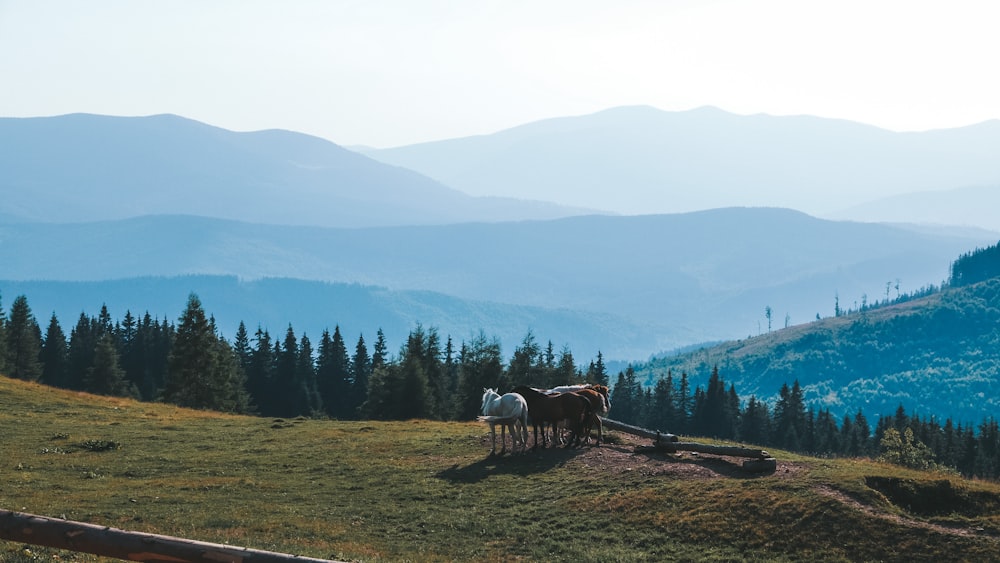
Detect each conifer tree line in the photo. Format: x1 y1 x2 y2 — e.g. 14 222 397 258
609 365 1000 480
5 290 1000 480
0 292 610 422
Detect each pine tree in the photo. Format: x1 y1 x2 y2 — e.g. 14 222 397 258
40 313 69 388
350 333 372 419
96 304 113 336
421 326 446 419
741 396 771 446
86 333 135 397
162 293 248 412
316 326 351 418
540 339 556 388
0 292 7 374
585 351 610 386
273 325 300 416
507 330 541 388
67 313 98 391
650 371 676 433
5 295 42 381
774 381 807 451
442 335 459 420
394 326 433 420
246 326 275 415
455 331 504 420
363 363 401 420
694 366 731 438
851 409 871 456
555 345 579 385
295 333 322 415
136 313 173 400
117 310 142 393
610 367 641 425
233 321 252 375
372 328 388 370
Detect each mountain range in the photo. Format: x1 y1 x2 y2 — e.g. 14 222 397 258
0 210 992 359
360 105 1000 230
1 110 998 362
0 113 585 228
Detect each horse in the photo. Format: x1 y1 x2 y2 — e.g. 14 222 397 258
572 387 610 445
512 385 592 449
477 388 529 455
544 384 611 445
546 384 611 414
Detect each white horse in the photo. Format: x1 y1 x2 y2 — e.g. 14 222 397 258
477 388 529 455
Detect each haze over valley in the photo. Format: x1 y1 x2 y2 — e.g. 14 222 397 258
1 111 998 365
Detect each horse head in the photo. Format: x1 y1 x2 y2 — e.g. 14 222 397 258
480 388 499 414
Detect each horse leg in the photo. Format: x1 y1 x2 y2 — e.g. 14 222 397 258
565 415 583 449
499 423 508 455
489 422 497 456
521 416 528 453
596 416 603 446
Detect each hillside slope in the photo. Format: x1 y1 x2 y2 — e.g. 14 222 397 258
3 376 1000 562
637 278 1000 423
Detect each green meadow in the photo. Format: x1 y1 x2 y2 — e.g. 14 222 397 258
2 376 999 562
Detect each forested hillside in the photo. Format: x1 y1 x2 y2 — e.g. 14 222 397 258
626 241 1000 433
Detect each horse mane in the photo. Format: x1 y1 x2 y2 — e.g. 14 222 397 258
511 385 544 399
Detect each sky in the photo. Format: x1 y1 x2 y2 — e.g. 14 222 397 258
2 0 999 148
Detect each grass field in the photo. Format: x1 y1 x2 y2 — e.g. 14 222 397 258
2 375 1000 562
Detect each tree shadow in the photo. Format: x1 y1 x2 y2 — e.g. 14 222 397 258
436 447 586 483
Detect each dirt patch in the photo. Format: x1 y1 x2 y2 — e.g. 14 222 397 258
531 431 804 480
815 484 997 541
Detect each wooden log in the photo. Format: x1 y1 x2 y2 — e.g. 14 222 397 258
635 441 770 460
601 418 679 443
0 510 344 563
743 457 778 473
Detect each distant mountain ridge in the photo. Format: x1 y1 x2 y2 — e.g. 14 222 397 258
1 209 992 357
0 113 589 227
360 105 1000 227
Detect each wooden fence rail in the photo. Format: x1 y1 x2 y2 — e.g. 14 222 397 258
0 510 345 563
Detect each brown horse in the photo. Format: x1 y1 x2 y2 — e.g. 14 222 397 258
571 387 609 445
545 384 611 445
512 385 592 449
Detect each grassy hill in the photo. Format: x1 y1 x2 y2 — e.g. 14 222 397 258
636 277 1000 424
2 377 1000 561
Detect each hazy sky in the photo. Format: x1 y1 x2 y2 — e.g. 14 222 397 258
3 1 999 148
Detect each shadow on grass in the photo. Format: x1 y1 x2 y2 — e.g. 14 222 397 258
436 446 586 483
635 448 778 479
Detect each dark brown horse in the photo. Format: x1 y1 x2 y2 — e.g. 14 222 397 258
512 385 592 449
571 387 609 445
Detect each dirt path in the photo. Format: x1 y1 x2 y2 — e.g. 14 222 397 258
815 484 994 540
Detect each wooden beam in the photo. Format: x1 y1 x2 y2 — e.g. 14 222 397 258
601 418 678 444
0 510 344 563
